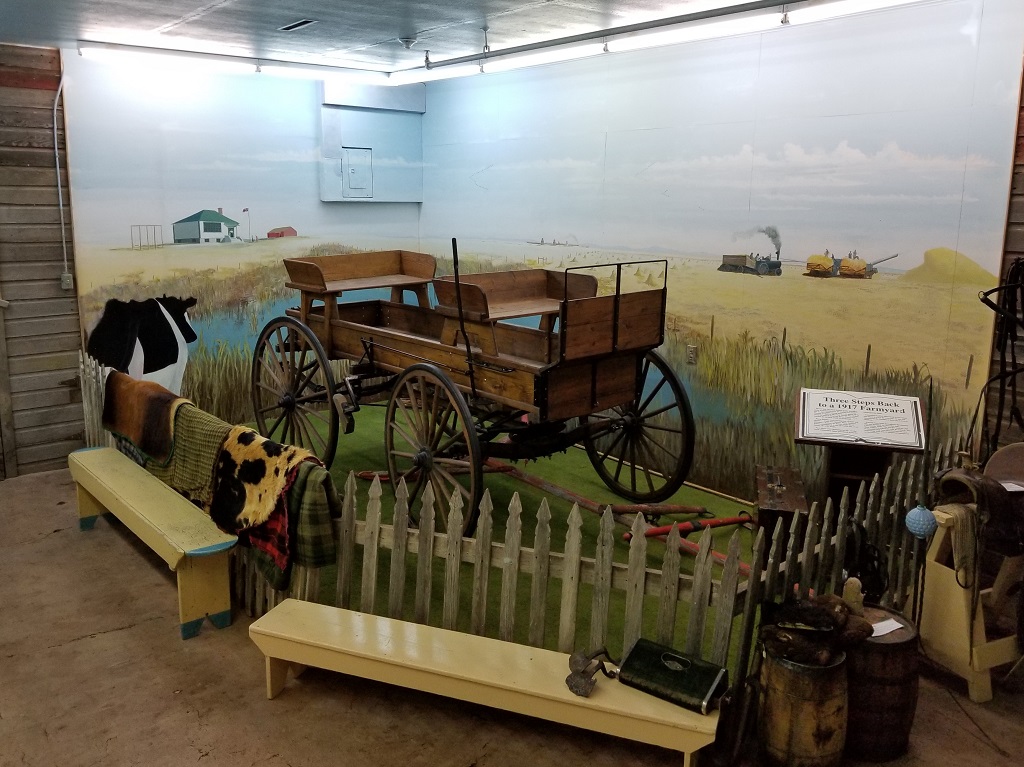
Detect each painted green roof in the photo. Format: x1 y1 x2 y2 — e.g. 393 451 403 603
173 209 240 226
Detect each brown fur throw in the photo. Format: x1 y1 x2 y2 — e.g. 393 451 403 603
102 370 191 464
208 425 318 533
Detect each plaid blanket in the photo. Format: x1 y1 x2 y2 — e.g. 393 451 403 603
141 406 340 591
145 404 231 509
244 461 341 590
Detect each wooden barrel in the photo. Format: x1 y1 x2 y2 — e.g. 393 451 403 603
845 605 919 761
759 650 848 767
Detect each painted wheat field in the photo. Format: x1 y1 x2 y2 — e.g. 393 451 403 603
82 241 987 500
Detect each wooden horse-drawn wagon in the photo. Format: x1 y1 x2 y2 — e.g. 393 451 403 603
250 245 694 534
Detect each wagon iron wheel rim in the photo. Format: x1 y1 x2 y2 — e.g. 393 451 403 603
582 349 695 503
385 364 482 536
251 316 339 466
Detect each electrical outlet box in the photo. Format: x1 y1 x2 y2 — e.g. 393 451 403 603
61 272 74 291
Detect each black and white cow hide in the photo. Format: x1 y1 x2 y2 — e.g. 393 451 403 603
86 295 198 395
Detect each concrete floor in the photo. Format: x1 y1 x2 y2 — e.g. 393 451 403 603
2 468 1023 767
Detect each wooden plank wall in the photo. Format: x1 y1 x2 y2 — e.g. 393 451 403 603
0 45 84 477
982 67 1024 460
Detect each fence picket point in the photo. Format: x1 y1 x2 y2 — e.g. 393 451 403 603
388 480 411 619
684 527 714 656
414 483 436 625
764 519 783 603
336 471 358 609
557 505 583 653
623 513 648 653
815 498 835 596
528 500 552 647
360 476 383 614
499 493 523 642
854 481 867 526
829 491 851 593
589 508 615 653
470 491 495 635
782 506 803 598
735 527 766 681
656 524 682 646
710 531 742 666
443 492 465 631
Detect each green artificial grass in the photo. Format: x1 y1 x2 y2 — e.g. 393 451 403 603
318 403 757 660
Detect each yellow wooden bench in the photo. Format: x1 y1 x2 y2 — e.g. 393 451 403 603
250 599 719 766
69 447 238 639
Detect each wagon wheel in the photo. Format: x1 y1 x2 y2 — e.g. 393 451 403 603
583 350 695 503
251 316 339 466
385 364 482 535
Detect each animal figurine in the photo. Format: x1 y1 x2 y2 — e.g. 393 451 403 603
843 576 866 616
87 295 198 395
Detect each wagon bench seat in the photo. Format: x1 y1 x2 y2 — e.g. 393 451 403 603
283 250 437 319
250 599 718 767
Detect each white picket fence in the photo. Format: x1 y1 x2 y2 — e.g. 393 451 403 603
234 461 953 684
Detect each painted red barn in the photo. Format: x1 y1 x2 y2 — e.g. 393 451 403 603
267 226 297 238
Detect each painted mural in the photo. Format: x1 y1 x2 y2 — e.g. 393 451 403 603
63 0 1024 500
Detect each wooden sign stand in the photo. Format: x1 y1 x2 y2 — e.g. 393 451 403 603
794 388 925 503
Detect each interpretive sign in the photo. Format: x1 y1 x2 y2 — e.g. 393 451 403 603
796 388 925 451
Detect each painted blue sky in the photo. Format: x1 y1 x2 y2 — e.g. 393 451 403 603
61 0 1023 273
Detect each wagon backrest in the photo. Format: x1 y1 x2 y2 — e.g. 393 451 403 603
560 262 666 362
432 269 597 322
284 251 437 291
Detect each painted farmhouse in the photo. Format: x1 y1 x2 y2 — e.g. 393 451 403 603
172 208 240 244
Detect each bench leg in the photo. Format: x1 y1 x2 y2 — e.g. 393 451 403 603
264 657 309 699
76 484 104 530
176 551 233 640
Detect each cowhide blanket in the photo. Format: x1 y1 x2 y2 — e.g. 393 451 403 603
102 370 191 464
208 425 318 534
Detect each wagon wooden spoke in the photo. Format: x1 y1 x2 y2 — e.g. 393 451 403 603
594 427 629 464
398 379 427 436
583 350 694 503
638 374 668 414
294 390 330 406
294 401 332 427
636 421 686 436
426 378 444 446
266 411 287 439
386 364 481 536
258 355 286 388
638 401 679 421
639 430 678 461
432 406 461 453
293 411 327 456
388 419 421 454
294 360 321 395
252 317 339 467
